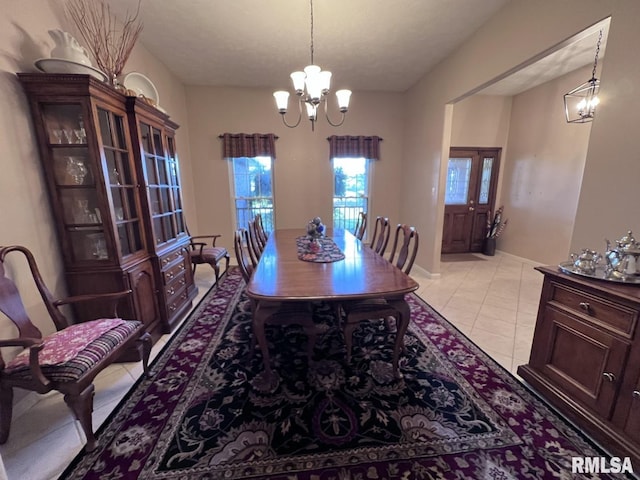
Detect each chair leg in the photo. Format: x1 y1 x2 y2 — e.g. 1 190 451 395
209 261 220 283
303 320 318 362
137 332 153 376
64 384 97 452
0 386 13 444
344 322 358 364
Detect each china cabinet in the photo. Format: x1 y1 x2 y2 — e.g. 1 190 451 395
518 266 640 466
18 73 196 341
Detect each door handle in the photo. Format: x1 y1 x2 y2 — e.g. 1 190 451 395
469 207 475 211
603 372 616 383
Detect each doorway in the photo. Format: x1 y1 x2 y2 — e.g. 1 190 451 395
441 147 500 253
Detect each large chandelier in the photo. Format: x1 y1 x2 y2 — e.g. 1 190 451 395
564 29 603 123
273 0 351 130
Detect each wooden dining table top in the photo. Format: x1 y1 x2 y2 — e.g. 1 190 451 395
246 228 419 302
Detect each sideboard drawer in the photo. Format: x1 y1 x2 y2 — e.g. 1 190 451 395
550 282 638 337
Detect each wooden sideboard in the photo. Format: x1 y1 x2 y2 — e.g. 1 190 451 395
518 266 640 465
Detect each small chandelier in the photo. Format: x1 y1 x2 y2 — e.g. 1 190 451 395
564 29 603 123
273 0 351 131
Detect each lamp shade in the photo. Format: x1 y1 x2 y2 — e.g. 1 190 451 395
336 89 352 112
273 91 290 113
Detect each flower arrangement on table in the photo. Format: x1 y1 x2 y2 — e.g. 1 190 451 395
486 206 508 239
306 217 325 252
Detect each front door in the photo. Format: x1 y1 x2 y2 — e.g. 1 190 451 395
441 148 500 253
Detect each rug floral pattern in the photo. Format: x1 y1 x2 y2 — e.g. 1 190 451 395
62 268 622 479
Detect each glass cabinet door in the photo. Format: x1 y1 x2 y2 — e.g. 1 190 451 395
43 103 107 262
141 123 185 247
97 107 144 258
42 103 145 263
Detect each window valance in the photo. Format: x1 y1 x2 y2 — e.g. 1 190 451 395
327 135 383 160
220 133 278 158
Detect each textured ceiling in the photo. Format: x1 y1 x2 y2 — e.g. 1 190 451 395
102 0 605 96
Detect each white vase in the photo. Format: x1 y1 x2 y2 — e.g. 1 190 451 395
48 29 92 65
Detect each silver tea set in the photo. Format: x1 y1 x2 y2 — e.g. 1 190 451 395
568 230 640 283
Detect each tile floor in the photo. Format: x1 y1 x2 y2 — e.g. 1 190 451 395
0 251 544 480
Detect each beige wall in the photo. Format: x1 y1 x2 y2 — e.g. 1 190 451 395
500 66 593 264
451 95 512 149
403 0 638 274
184 86 406 244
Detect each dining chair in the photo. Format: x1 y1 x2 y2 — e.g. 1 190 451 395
233 229 317 378
354 211 367 240
341 224 419 374
0 245 152 452
254 213 269 246
234 229 255 283
388 224 419 274
370 216 391 256
248 220 264 259
186 224 230 283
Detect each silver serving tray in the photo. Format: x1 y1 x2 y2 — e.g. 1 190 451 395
558 261 640 285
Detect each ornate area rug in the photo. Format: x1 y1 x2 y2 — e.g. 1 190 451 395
62 268 620 479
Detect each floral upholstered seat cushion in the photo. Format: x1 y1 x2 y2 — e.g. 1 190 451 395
4 318 142 382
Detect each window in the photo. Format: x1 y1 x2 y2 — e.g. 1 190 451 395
332 157 369 235
229 156 274 232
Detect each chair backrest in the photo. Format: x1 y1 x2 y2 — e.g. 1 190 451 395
254 213 269 245
248 220 264 256
242 228 258 268
354 212 367 240
388 224 419 274
0 246 48 343
234 229 254 283
370 216 390 256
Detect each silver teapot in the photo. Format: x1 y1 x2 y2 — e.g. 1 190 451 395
570 248 601 275
604 230 640 279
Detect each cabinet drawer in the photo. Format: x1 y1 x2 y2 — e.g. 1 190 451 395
164 272 187 300
160 249 184 268
163 259 187 284
167 289 189 316
550 282 638 337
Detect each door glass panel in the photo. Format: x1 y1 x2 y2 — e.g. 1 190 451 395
145 156 157 183
98 109 113 147
60 190 101 225
444 157 472 205
479 157 494 205
53 150 93 186
113 114 127 149
140 123 152 152
118 224 131 256
41 104 84 145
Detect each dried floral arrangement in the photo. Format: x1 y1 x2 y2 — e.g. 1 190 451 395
65 0 143 83
486 206 508 239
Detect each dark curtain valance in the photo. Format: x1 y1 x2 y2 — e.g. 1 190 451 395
327 135 383 160
220 133 278 158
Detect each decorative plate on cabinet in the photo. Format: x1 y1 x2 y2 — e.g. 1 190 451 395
34 58 108 82
120 72 159 107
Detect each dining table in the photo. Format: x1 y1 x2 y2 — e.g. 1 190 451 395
245 228 419 378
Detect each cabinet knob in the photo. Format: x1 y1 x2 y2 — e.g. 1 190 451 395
633 390 640 399
602 372 616 383
579 302 591 313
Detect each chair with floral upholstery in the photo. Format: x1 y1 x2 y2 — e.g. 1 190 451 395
0 245 152 452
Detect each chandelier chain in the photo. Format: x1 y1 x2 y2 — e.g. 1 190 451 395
591 29 602 80
309 0 314 65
